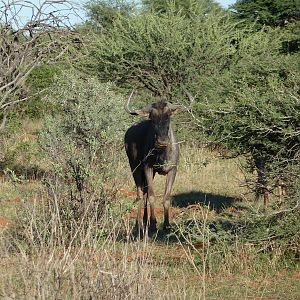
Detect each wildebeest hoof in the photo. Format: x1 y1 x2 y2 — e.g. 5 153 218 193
133 223 146 240
149 218 157 233
149 225 157 234
163 223 171 233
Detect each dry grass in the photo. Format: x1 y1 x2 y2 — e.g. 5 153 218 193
0 125 299 299
1 200 299 299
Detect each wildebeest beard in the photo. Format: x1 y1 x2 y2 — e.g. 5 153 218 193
151 148 172 175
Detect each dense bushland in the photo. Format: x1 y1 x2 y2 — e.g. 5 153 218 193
0 0 299 298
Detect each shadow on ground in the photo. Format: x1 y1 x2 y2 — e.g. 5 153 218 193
172 190 237 212
118 191 240 242
0 163 46 181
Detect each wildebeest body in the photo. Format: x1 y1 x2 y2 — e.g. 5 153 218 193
124 92 193 235
125 119 179 175
125 113 179 233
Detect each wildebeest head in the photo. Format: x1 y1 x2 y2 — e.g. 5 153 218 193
125 90 194 148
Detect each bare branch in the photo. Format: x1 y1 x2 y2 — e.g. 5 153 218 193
0 0 82 130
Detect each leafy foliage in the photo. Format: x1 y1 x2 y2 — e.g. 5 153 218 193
84 1 300 197
0 0 79 131
38 71 129 240
142 0 221 16
22 65 64 118
196 27 300 191
40 70 128 181
230 0 300 27
86 7 238 101
85 0 135 30
175 197 300 266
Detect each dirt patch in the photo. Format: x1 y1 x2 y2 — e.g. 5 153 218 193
292 270 300 280
119 188 136 198
119 188 222 219
126 204 218 220
6 195 45 204
7 197 22 204
0 217 11 227
225 206 237 213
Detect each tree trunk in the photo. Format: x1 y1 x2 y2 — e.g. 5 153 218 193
254 155 269 207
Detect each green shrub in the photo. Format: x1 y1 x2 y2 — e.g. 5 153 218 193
7 71 130 250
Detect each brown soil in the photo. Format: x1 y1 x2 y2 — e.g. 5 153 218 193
7 195 45 204
0 217 11 227
225 206 237 213
120 188 221 220
292 270 300 280
119 188 136 198
7 197 22 204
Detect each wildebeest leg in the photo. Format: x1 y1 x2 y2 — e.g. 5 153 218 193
163 167 177 231
143 185 148 228
144 166 157 233
132 169 146 237
135 185 145 236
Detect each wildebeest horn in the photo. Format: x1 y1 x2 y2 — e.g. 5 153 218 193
125 90 151 116
125 90 137 115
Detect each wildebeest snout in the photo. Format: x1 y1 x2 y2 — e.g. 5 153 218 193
155 137 169 148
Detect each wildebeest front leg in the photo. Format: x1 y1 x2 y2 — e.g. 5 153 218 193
144 166 157 232
163 167 177 230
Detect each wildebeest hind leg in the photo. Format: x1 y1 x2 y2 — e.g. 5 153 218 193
132 170 146 237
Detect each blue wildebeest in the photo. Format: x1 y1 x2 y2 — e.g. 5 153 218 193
124 91 193 234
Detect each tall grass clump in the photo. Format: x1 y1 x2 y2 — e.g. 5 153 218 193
173 199 300 280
